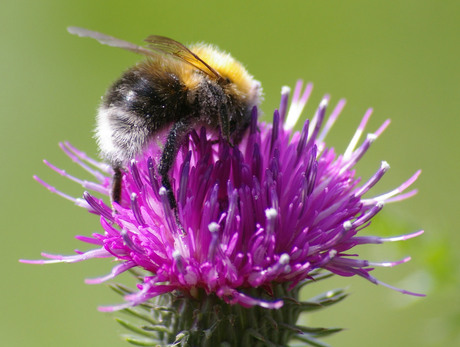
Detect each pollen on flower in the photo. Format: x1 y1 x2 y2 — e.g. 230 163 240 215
22 80 425 312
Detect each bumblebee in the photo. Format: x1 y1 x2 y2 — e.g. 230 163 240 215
68 27 261 208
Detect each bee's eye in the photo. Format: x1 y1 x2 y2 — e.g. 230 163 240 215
226 77 231 84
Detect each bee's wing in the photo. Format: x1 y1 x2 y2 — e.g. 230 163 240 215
67 27 156 57
144 35 223 80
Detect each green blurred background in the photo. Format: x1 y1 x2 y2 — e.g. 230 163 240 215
3 0 459 346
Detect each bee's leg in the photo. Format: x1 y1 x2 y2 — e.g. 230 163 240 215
218 106 232 143
111 166 123 205
158 119 191 210
160 176 176 209
231 107 255 146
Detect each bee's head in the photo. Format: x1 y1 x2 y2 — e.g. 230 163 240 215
190 44 262 108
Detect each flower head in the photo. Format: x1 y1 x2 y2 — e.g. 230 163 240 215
24 81 423 312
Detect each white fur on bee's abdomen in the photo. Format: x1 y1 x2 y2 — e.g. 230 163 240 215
95 106 150 167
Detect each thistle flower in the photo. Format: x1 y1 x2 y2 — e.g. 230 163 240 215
24 81 423 346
